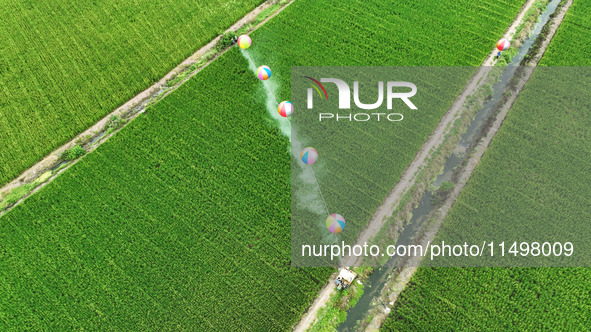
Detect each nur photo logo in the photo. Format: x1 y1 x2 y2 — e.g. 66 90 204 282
303 75 417 121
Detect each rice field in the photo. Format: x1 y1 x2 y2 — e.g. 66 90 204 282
0 0 527 329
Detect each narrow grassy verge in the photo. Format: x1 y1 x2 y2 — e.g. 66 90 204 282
0 171 52 210
515 0 552 41
308 267 372 332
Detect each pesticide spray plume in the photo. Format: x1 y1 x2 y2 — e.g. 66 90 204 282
240 47 343 264
241 48 325 214
295 162 326 216
241 49 291 138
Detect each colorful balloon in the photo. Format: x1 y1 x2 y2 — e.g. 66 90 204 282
326 214 346 234
278 101 294 117
300 147 318 165
237 35 251 49
496 38 510 51
257 65 271 80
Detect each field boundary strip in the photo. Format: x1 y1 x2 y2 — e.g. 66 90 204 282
365 0 574 329
292 0 544 330
0 0 295 218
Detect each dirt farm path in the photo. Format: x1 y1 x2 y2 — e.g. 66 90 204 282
292 0 569 330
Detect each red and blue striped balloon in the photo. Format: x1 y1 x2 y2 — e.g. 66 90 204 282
278 101 294 117
496 38 510 51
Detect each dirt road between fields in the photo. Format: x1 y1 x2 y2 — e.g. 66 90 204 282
293 0 558 330
364 0 572 330
0 0 294 215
